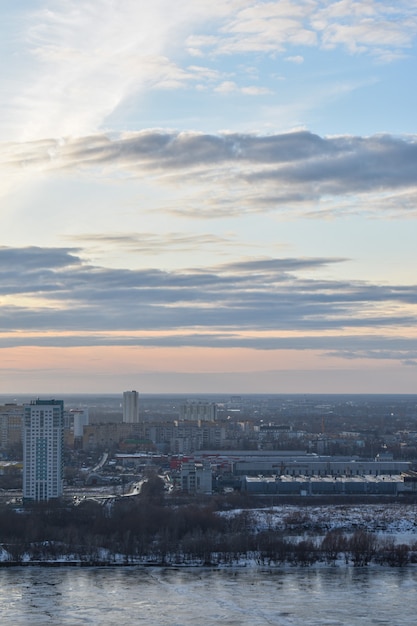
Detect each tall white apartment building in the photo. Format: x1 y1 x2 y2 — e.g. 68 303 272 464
23 399 64 502
122 390 140 423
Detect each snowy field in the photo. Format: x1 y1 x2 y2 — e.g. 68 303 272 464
222 503 417 541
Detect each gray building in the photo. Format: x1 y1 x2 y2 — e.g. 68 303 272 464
241 473 414 496
179 401 217 422
123 390 140 423
230 453 411 477
180 460 213 494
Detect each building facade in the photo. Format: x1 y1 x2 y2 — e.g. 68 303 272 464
179 401 217 422
23 399 64 502
0 404 23 452
180 460 213 494
123 390 140 423
83 421 144 450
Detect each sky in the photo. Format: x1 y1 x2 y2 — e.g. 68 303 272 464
1 0 417 395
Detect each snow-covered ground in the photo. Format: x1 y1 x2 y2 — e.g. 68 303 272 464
221 503 417 542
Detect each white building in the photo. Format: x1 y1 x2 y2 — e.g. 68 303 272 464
23 399 64 502
70 408 89 438
123 390 140 423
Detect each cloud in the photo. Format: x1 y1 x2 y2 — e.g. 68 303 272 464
325 350 417 367
313 1 417 57
72 232 245 257
2 332 417 354
285 55 304 63
241 86 273 95
2 130 417 217
2 1 416 143
1 247 417 368
214 81 272 95
189 1 417 61
4 0 239 141
214 81 239 93
0 245 80 270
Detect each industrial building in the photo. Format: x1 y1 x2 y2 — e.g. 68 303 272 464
241 473 417 496
191 450 410 476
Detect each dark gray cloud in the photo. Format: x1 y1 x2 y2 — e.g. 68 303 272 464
0 246 417 367
9 131 417 216
0 246 80 270
1 332 417 353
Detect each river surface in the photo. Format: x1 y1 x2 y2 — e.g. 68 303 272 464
0 566 415 625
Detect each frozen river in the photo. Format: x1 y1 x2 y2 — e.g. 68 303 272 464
0 565 416 625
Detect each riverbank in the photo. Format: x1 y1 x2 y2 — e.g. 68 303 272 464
1 500 416 567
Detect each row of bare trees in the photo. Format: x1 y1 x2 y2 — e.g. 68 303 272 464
0 497 415 566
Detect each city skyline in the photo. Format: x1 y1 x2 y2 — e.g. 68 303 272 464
1 1 417 394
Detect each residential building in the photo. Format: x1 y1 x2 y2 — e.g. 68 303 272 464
23 399 64 502
123 390 140 423
82 421 144 450
0 404 23 452
179 401 217 422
